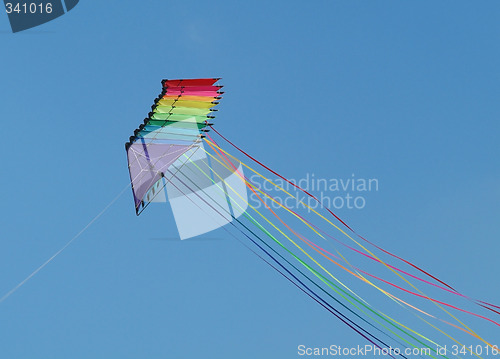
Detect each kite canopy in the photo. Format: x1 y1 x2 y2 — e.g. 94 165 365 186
126 78 223 214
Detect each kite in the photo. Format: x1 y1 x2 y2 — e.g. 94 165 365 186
125 78 247 239
126 78 499 358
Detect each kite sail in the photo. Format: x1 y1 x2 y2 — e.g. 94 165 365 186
126 78 499 357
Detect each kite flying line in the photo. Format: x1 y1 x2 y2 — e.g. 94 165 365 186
0 184 129 304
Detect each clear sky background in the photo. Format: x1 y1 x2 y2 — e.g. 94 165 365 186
0 1 499 358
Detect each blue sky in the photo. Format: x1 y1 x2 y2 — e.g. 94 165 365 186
0 1 499 358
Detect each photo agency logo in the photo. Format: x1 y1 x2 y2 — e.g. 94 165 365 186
4 0 79 32
250 173 379 211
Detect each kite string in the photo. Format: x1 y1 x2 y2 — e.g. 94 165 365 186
0 182 131 305
206 133 500 316
202 136 493 351
175 149 444 353
206 130 497 346
209 126 459 292
164 163 398 357
206 139 500 321
174 148 450 356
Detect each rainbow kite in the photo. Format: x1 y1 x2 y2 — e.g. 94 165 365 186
125 78 499 358
126 78 223 215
